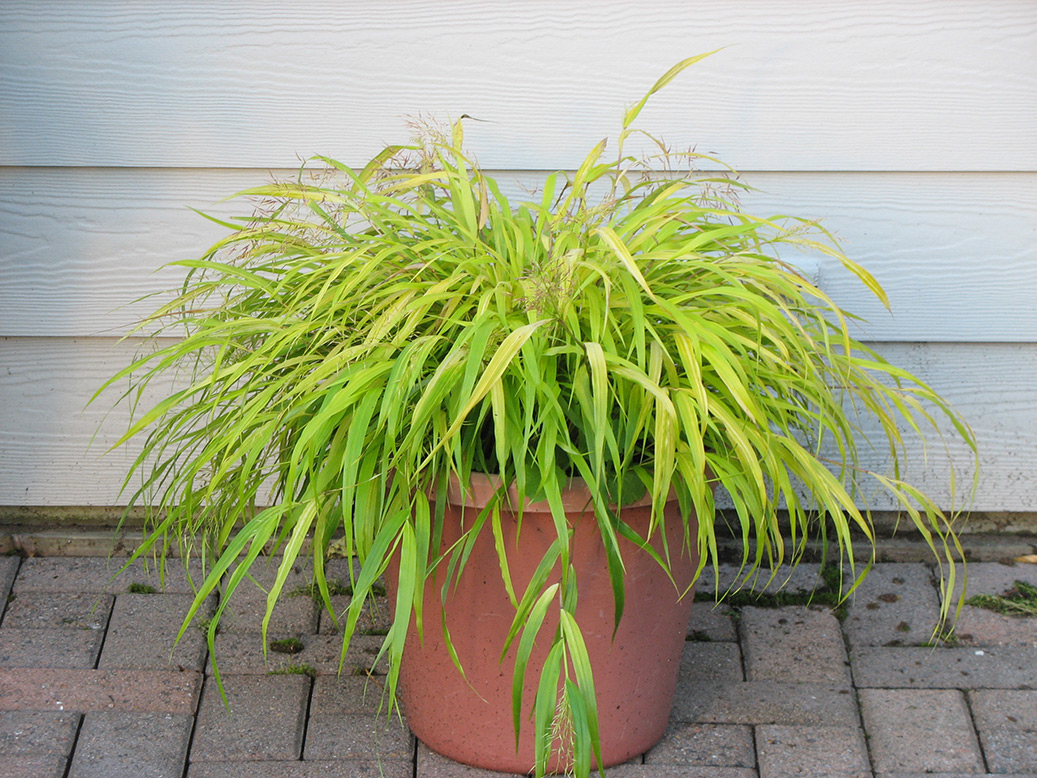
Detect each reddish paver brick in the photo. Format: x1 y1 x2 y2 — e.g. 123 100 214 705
672 680 859 727
859 689 984 774
99 593 210 671
850 645 1037 688
1 592 112 631
0 628 103 668
188 761 413 778
190 674 309 762
303 713 414 760
843 563 943 647
0 711 80 757
741 606 850 685
0 754 68 778
756 725 869 778
644 722 754 766
67 711 193 778
0 668 201 713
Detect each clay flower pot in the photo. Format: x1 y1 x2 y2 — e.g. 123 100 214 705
389 474 700 773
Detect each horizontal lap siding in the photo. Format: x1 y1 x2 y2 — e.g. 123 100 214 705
1 1 1035 170
2 169 1034 341
0 0 1034 509
0 338 1030 511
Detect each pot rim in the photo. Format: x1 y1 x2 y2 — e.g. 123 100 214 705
443 471 668 514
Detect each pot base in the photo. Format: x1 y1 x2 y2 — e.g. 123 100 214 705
392 476 700 774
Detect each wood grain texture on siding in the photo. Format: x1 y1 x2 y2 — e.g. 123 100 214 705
0 337 1030 511
1 1 1035 170
3 168 1034 341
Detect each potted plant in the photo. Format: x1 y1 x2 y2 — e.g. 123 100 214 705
100 52 975 777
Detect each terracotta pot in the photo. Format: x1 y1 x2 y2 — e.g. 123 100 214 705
388 474 700 773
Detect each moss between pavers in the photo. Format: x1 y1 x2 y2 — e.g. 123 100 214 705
967 580 1037 617
694 565 848 619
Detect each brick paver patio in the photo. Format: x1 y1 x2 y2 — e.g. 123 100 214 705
0 554 1034 777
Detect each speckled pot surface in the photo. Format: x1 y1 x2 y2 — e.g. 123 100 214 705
388 474 700 774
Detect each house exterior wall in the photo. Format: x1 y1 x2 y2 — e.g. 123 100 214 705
1 1 1034 511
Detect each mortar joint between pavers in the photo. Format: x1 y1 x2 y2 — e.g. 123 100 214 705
962 687 993 774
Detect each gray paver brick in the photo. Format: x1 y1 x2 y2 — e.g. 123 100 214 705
851 645 1037 688
0 668 201 714
756 725 869 778
187 761 413 778
954 606 1037 647
303 713 414 760
741 605 850 685
950 561 1037 646
1 592 112 631
644 722 754 766
672 680 860 726
310 675 391 715
0 755 68 778
99 593 210 671
415 743 520 777
317 594 393 635
190 674 309 762
209 632 388 676
843 563 942 647
969 688 1037 730
697 563 824 598
969 689 1037 774
978 727 1037 774
587 765 757 778
67 711 193 778
676 641 744 687
0 628 103 668
11 558 117 593
0 558 18 604
687 603 737 642
217 559 319 635
859 689 984 774
11 557 205 595
952 561 1037 602
0 711 80 756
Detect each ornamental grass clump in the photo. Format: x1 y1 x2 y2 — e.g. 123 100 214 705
100 52 974 777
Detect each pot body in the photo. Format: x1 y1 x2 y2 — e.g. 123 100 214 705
389 475 700 773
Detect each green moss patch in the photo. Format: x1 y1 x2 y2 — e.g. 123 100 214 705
967 580 1037 617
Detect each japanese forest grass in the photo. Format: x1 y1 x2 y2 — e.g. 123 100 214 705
99 53 976 777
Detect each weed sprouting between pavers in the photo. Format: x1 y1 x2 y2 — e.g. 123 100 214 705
127 582 158 594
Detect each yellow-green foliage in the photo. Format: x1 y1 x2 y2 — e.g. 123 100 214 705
100 52 974 777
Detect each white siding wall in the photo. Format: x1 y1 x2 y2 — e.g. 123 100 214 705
1 1 1035 510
